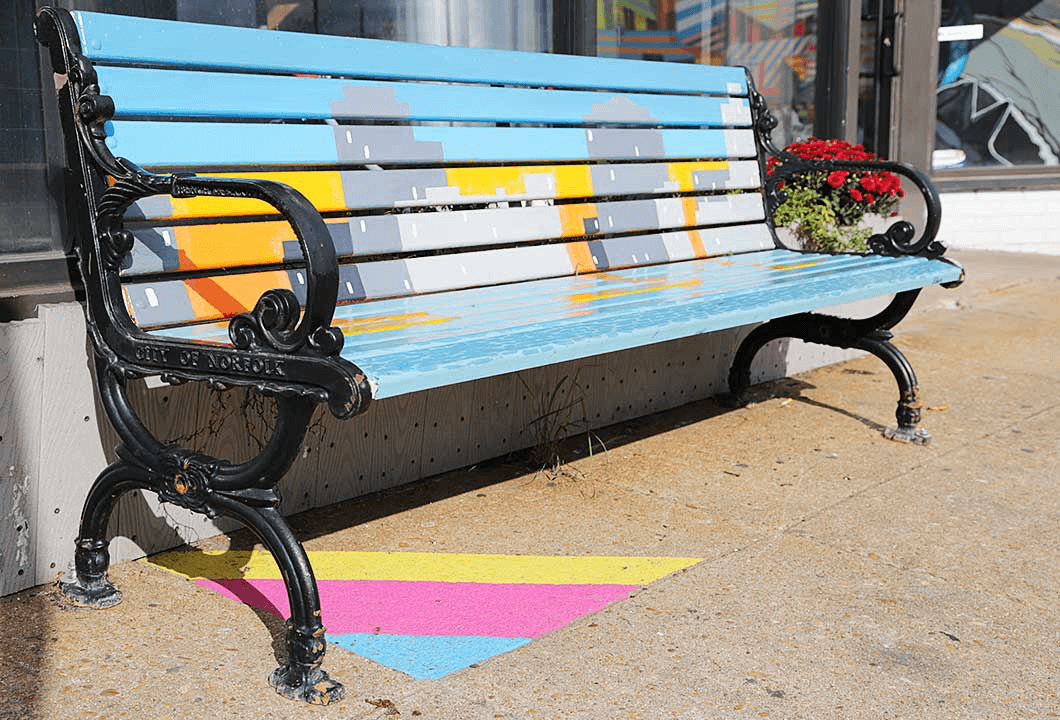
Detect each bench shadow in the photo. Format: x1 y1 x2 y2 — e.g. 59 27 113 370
144 374 887 661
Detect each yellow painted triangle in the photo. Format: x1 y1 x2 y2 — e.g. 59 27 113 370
148 550 700 586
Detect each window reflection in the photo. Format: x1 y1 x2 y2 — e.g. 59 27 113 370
596 1 818 148
169 0 552 50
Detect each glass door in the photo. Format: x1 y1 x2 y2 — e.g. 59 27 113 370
857 0 899 158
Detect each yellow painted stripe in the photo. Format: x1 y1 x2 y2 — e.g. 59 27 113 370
567 278 699 304
771 260 822 271
148 550 701 585
332 312 454 336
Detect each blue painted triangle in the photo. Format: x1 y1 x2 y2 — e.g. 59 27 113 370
329 632 531 680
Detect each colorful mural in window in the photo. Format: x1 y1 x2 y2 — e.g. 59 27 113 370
935 0 1060 169
597 1 819 147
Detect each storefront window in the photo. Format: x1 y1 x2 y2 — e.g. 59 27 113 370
934 0 1060 170
595 0 819 148
71 0 553 51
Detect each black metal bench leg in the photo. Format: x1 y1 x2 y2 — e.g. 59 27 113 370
60 461 152 608
856 333 929 444
727 320 791 403
210 493 344 705
727 290 932 443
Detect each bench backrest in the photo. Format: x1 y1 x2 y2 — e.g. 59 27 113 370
67 11 776 330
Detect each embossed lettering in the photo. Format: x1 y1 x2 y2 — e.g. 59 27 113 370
178 350 199 366
205 352 285 377
134 345 169 364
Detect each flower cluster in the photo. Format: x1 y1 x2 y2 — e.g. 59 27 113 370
768 139 904 232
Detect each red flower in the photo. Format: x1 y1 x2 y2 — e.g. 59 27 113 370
849 188 863 202
826 170 849 188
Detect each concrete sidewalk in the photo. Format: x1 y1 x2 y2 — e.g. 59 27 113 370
2 250 1058 719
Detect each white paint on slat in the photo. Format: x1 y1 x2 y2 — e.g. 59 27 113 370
661 231 696 260
404 244 571 294
726 162 762 189
725 129 757 157
144 287 159 307
161 229 172 247
363 145 371 159
720 98 752 125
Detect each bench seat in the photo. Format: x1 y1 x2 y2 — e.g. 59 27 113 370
155 249 961 398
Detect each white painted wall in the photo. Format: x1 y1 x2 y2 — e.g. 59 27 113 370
938 190 1060 256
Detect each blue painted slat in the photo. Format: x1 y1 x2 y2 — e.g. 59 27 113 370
96 67 753 128
322 253 878 354
74 11 748 96
330 253 906 354
106 122 755 168
151 252 964 398
354 258 963 397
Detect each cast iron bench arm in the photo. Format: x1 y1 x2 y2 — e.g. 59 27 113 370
747 73 962 279
95 166 371 420
36 6 370 419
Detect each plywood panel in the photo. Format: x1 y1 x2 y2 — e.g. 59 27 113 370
0 317 43 595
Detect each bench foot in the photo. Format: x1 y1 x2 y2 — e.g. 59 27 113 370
728 290 934 442
269 622 346 705
883 425 932 445
60 461 153 609
59 537 123 608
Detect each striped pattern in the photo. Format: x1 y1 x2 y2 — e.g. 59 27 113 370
676 0 726 47
597 30 698 62
71 10 765 337
728 36 814 95
148 550 700 679
125 161 761 221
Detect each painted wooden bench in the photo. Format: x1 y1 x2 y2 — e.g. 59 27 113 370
36 6 964 704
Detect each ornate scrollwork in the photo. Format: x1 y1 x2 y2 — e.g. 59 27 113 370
868 219 946 259
155 448 220 517
229 290 345 358
230 289 301 351
95 162 177 270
